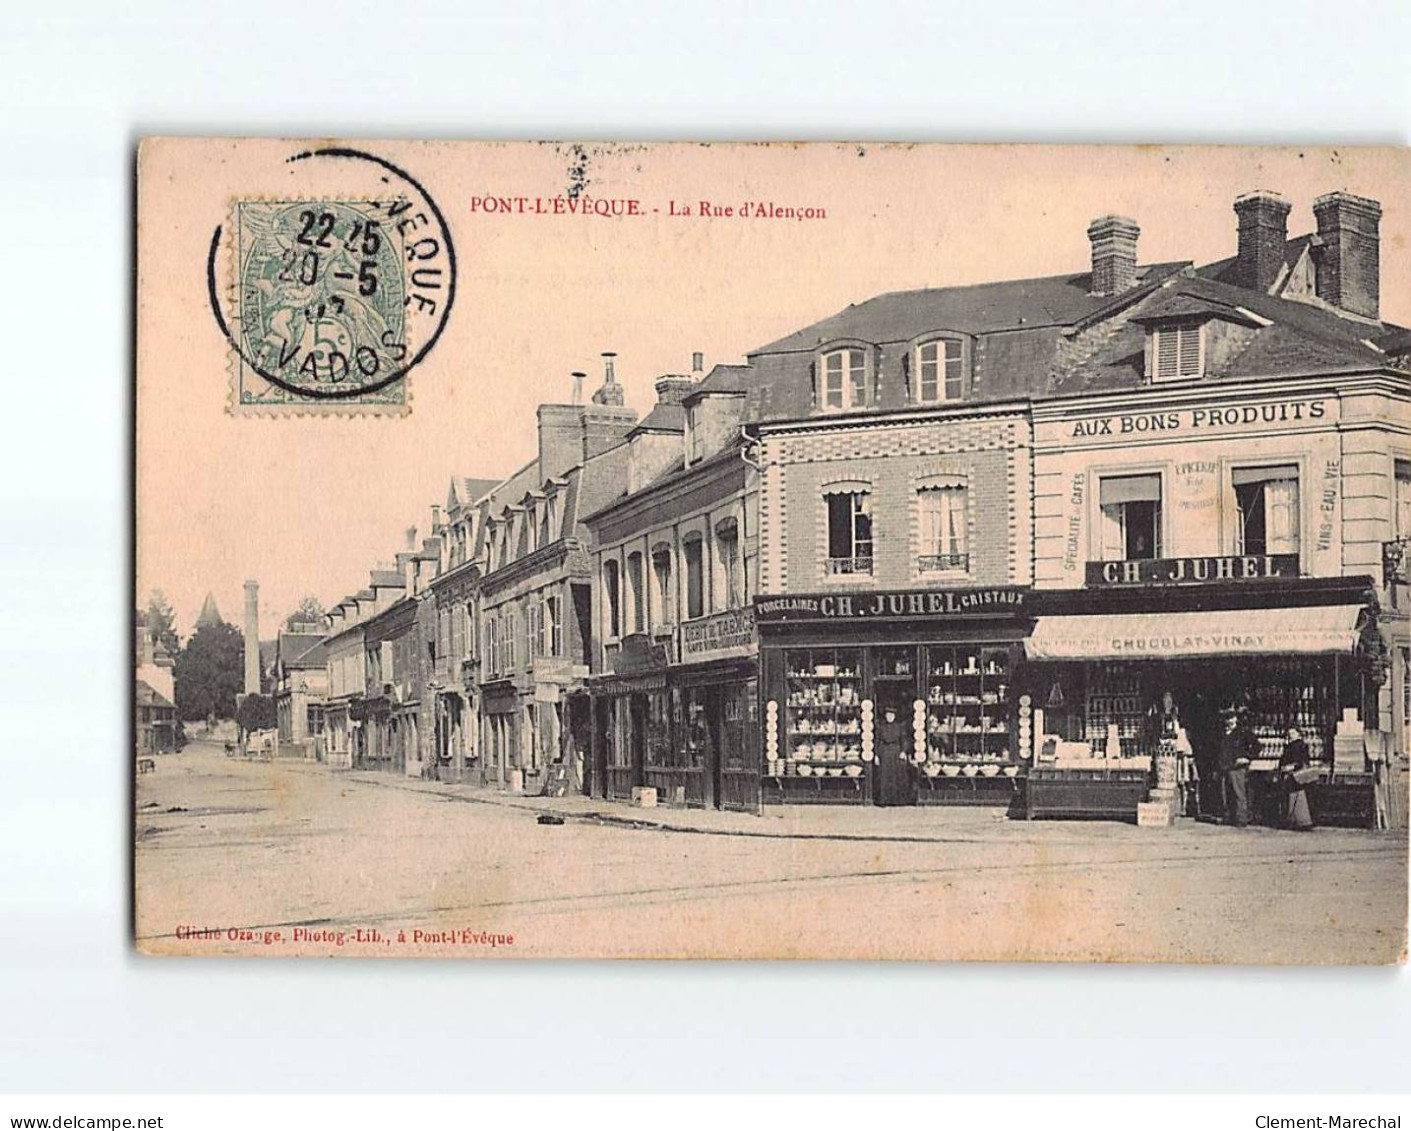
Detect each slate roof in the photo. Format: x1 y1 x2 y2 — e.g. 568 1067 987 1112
684 363 753 400
631 401 686 434
1197 234 1314 288
751 263 1190 354
135 678 175 710
452 476 501 511
1050 273 1395 397
276 629 327 669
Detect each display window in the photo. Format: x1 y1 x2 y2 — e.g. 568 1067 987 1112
781 647 866 779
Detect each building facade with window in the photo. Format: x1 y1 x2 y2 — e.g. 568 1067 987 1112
746 266 1067 805
473 360 646 794
581 363 763 811
271 627 328 758
745 188 1409 817
425 476 499 783
1023 190 1408 825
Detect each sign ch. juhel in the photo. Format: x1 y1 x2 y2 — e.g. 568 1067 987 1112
1086 554 1300 586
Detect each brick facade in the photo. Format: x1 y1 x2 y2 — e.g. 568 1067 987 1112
760 409 1031 593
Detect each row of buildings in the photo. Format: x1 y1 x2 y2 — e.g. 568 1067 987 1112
277 187 1411 820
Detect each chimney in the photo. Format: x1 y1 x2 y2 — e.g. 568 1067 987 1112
1087 215 1140 297
654 374 695 405
243 580 260 695
692 351 704 375
1313 191 1382 319
430 504 441 531
404 525 417 550
1232 191 1291 292
591 351 625 406
570 370 586 405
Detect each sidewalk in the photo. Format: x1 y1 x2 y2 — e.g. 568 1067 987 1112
284 757 1396 850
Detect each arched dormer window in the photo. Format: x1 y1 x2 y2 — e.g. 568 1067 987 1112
912 336 965 403
816 342 873 411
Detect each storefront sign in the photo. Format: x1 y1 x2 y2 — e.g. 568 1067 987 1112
1085 554 1299 586
680 607 757 659
611 634 671 675
755 587 1027 623
1065 399 1327 442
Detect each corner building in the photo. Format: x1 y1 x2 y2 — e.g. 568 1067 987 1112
747 189 1409 821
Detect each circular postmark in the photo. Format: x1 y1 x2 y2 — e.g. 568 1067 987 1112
207 146 457 408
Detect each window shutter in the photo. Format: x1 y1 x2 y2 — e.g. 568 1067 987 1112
1178 325 1201 375
1265 478 1300 553
1156 330 1178 378
1099 505 1126 562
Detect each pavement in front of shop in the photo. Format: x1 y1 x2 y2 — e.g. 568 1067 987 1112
134 743 1408 962
311 758 1392 847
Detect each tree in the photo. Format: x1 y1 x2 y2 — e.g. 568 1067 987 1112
285 595 326 632
144 589 180 654
236 692 277 735
173 620 244 722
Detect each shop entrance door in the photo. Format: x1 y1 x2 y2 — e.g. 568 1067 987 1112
629 693 648 788
871 682 917 806
702 687 722 811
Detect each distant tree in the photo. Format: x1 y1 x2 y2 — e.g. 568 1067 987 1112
236 692 277 735
144 589 180 653
173 620 244 722
285 595 326 631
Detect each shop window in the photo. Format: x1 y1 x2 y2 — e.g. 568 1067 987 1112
825 491 873 575
821 347 869 410
626 552 646 634
1098 474 1161 561
715 518 741 609
924 646 1011 763
644 690 674 770
1149 323 1203 382
603 558 622 639
915 339 963 403
778 648 864 776
918 482 968 572
651 544 674 625
1396 460 1411 538
684 536 705 619
1232 465 1300 556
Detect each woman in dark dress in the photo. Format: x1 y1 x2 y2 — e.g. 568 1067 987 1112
873 704 913 807
1277 727 1316 831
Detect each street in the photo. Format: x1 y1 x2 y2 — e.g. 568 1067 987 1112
135 742 1408 963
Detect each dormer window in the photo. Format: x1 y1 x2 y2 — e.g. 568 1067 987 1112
821 347 869 410
1149 322 1204 382
916 339 963 403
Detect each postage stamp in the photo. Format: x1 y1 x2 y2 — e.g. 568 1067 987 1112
229 199 410 414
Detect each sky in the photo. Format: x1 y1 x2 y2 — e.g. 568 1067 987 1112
135 142 1411 639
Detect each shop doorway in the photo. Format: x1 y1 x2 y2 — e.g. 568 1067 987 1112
629 693 648 788
871 682 917 806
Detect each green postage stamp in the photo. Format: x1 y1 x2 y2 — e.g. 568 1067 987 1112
230 199 410 414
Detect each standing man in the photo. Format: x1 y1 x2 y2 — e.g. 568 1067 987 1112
1216 706 1258 828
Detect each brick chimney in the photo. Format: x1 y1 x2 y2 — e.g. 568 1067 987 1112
654 375 695 405
1232 190 1291 292
1313 191 1382 320
1087 215 1140 297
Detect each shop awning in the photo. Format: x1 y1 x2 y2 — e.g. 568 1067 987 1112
1025 605 1361 661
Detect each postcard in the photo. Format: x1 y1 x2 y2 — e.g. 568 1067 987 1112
135 140 1409 960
